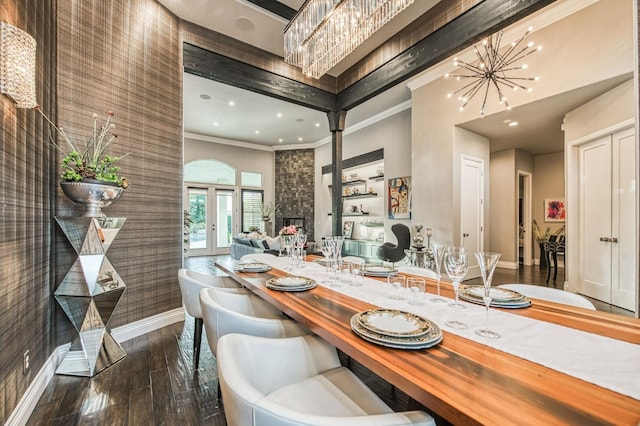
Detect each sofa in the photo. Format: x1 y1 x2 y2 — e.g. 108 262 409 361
230 234 281 260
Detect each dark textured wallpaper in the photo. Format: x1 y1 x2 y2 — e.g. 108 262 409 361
0 0 56 422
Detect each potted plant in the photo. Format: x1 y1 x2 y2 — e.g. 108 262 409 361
36 106 130 217
259 201 279 221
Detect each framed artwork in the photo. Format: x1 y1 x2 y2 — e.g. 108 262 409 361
544 198 566 222
343 221 354 239
388 176 411 219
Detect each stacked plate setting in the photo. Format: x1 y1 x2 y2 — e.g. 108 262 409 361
362 265 399 277
266 276 317 292
351 309 443 349
235 262 272 273
458 285 531 308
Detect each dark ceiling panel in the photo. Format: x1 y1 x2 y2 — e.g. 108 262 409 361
245 0 296 20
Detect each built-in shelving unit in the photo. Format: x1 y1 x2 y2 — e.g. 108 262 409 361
368 175 385 181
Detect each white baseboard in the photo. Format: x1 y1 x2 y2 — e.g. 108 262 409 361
111 307 184 342
497 261 519 270
7 308 184 426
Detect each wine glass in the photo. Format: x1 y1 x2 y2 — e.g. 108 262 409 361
282 235 295 270
430 241 447 303
444 247 468 329
295 232 307 267
474 252 502 339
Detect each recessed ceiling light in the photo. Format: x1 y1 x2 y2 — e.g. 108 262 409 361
502 119 512 124
255 130 260 134
296 118 304 123
298 137 303 141
228 101 235 106
509 121 519 127
278 138 283 143
213 122 219 127
199 94 211 100
315 122 320 127
277 113 282 118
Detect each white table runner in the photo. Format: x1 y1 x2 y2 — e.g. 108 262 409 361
239 255 640 400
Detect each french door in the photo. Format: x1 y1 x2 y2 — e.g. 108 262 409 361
186 186 235 256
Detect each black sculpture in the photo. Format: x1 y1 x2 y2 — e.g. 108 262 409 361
376 223 411 266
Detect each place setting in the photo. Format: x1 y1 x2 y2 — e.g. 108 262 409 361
361 264 399 277
350 308 443 349
234 261 272 273
458 285 531 309
266 275 317 292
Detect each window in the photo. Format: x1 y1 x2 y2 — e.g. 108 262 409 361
241 189 264 233
241 171 262 187
185 160 236 185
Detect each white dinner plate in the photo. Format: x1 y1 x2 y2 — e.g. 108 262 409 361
362 265 398 277
459 285 531 308
350 314 443 349
466 286 522 302
266 276 317 292
356 309 431 338
235 262 271 272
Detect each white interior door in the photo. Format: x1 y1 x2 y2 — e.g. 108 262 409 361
578 136 612 302
611 128 636 310
519 172 533 266
460 156 484 279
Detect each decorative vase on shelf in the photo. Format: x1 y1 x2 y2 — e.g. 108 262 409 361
60 180 125 218
413 224 425 249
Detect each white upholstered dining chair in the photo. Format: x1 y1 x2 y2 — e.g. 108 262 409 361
217 333 436 426
198 287 309 358
498 284 596 310
177 269 242 369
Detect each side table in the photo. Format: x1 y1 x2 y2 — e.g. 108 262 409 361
54 217 127 376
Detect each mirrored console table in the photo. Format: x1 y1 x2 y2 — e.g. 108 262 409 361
54 217 127 377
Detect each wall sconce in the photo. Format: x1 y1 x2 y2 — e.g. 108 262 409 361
0 22 36 108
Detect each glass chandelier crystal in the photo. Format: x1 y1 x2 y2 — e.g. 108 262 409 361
0 22 37 108
445 27 541 117
284 0 415 79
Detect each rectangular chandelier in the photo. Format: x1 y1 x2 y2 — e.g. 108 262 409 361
284 0 415 79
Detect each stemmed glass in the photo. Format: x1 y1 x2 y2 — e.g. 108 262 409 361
474 252 502 339
295 232 307 267
444 247 468 329
430 242 447 303
282 235 295 270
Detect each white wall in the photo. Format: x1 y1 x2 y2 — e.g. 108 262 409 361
314 109 411 241
410 0 632 254
184 136 276 207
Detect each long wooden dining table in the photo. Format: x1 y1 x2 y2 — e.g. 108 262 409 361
215 257 640 425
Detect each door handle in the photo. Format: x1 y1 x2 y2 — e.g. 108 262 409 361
463 233 470 237
600 237 610 242
610 237 618 243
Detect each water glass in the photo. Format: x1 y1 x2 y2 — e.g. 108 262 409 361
407 277 426 306
388 275 406 300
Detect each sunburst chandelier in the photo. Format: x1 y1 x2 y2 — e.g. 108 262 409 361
284 0 415 79
445 27 542 116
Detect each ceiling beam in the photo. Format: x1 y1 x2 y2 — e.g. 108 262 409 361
183 42 337 112
244 0 296 21
336 0 556 111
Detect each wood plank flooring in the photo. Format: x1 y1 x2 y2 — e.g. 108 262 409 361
28 255 437 425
